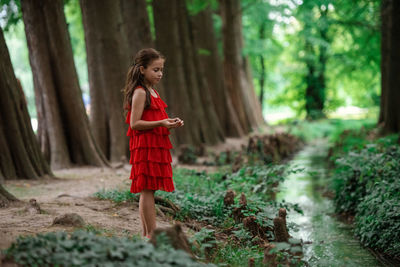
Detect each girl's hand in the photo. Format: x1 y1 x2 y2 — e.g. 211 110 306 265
171 117 184 127
161 118 184 129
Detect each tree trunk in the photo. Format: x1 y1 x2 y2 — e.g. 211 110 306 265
176 0 224 144
21 0 108 169
119 0 167 100
381 0 400 133
191 7 244 137
0 183 19 207
304 7 328 120
304 39 322 119
153 0 197 145
80 0 129 162
219 0 264 132
379 0 390 124
258 23 266 112
0 27 51 206
153 0 224 146
120 0 153 54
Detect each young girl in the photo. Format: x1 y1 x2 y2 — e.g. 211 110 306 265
123 48 184 239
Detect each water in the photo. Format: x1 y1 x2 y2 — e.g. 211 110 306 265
277 140 382 267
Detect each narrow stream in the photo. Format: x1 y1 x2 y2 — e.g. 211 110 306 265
277 139 382 267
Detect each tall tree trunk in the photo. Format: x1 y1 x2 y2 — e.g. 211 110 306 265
21 0 107 169
120 0 153 54
381 0 400 133
258 23 266 112
219 0 264 133
176 0 224 144
0 27 51 206
379 0 389 124
191 7 244 137
119 0 167 99
304 39 321 119
80 0 129 162
153 0 197 145
304 7 328 120
153 0 224 146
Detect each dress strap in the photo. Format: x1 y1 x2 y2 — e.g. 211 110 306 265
153 89 160 98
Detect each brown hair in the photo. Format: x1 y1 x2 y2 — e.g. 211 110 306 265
123 48 165 112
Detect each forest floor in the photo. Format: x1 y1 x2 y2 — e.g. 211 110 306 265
0 137 249 252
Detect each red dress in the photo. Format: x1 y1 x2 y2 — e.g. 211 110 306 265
126 86 175 193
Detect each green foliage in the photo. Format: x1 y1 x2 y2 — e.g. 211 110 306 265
94 189 138 203
330 130 400 258
156 166 302 225
284 118 375 143
178 145 198 164
212 242 264 267
355 177 400 258
0 0 21 31
244 0 381 116
186 0 218 16
189 228 217 259
332 136 399 214
4 231 213 267
160 188 227 224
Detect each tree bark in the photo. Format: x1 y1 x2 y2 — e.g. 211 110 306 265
120 0 153 54
191 7 244 137
379 0 389 124
304 6 328 120
80 0 129 162
153 0 197 145
21 0 108 169
258 23 266 112
219 0 264 132
176 0 224 144
119 0 167 100
153 0 225 146
381 0 400 133
0 27 52 206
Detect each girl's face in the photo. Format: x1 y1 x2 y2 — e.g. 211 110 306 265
140 58 164 87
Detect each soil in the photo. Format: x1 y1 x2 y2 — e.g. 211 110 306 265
0 165 173 252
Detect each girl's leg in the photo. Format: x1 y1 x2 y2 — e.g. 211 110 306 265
139 189 156 237
138 197 148 237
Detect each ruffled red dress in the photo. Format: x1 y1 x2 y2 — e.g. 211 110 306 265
126 86 175 193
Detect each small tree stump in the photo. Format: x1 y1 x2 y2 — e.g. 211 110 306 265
273 217 288 242
278 208 290 239
223 189 235 207
150 223 193 256
25 199 42 214
239 192 247 206
232 152 243 172
263 243 277 266
248 257 255 267
53 213 85 227
243 216 259 237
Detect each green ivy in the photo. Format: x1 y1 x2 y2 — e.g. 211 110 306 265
331 131 400 258
4 231 214 267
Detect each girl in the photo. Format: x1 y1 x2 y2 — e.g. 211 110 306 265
123 48 183 239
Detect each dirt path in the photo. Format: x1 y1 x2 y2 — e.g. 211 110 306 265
0 165 174 251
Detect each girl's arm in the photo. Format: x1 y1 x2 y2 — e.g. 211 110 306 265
130 89 182 130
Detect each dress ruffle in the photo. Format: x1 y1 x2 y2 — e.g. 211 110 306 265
130 147 172 163
129 133 172 149
130 174 175 193
129 162 172 178
126 87 174 194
